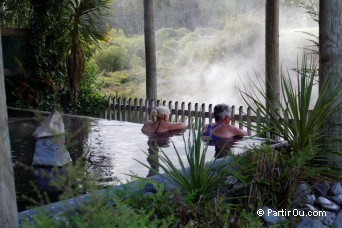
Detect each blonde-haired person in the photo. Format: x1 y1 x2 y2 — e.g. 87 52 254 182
141 106 187 133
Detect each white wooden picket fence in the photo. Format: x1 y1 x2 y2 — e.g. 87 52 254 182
103 97 271 137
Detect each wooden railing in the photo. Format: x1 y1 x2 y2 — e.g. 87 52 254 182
105 97 269 136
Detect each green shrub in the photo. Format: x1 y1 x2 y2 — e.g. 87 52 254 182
95 46 127 72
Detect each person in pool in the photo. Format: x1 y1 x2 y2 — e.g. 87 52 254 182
202 103 247 141
141 106 187 133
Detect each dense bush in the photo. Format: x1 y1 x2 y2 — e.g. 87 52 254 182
95 46 127 72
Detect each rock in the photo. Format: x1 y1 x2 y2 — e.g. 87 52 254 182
34 167 67 191
332 193 342 205
313 182 330 197
321 211 336 226
32 110 65 138
224 176 237 186
306 204 319 212
32 135 72 167
294 183 312 204
142 182 157 194
333 210 342 228
318 197 341 211
296 217 326 228
261 206 285 225
331 183 342 196
306 195 316 205
232 182 244 190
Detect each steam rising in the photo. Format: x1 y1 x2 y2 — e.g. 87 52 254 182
156 24 318 108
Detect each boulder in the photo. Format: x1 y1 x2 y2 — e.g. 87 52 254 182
333 210 342 228
331 183 342 196
32 110 65 138
318 197 341 211
32 135 72 167
296 217 326 228
313 182 330 197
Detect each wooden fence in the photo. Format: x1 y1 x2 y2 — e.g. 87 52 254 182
105 97 269 137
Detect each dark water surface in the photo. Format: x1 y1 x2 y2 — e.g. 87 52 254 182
8 109 263 211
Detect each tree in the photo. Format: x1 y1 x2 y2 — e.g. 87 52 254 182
0 33 19 228
265 0 280 111
63 0 111 107
319 0 342 169
144 0 157 100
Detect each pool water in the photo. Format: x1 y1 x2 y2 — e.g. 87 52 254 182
8 109 264 211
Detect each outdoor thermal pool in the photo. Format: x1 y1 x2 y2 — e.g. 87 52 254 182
8 109 263 211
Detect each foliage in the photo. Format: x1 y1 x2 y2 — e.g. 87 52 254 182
62 0 111 104
0 0 32 29
25 178 178 227
235 57 342 210
240 57 342 160
95 46 127 72
135 122 231 203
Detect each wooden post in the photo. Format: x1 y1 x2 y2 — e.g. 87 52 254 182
113 97 117 120
118 97 122 121
145 99 149 121
319 0 342 170
127 98 132 122
139 99 143 123
239 106 243 130
194 103 199 129
175 101 179 122
231 105 236 126
188 102 192 129
122 98 127 121
256 108 261 134
108 97 112 120
134 98 138 123
247 107 252 136
168 101 172 122
144 0 157 100
201 103 205 127
208 104 213 124
181 102 185 122
0 32 19 228
265 0 280 111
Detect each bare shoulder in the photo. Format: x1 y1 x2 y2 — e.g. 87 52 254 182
141 120 153 132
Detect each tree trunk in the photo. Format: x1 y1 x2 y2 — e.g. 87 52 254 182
265 0 280 111
319 0 342 169
143 0 157 100
0 32 19 228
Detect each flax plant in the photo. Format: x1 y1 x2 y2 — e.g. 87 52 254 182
237 57 341 209
240 57 341 159
135 122 230 202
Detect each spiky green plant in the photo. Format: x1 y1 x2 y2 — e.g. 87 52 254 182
240 57 341 160
135 122 231 202
236 56 342 210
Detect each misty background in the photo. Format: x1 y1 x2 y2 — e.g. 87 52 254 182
94 0 319 108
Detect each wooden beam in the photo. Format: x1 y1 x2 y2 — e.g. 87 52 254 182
0 29 28 36
0 29 19 228
4 68 23 77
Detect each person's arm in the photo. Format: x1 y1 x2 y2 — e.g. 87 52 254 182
201 124 209 134
167 122 187 131
232 126 248 136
